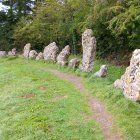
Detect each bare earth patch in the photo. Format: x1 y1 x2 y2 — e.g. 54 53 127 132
22 93 36 99
52 95 68 102
39 86 48 91
48 69 123 140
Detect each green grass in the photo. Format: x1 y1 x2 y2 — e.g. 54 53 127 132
53 58 140 140
0 57 140 140
0 57 104 140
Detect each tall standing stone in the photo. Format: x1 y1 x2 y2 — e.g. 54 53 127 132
57 45 70 66
114 49 140 101
23 43 31 58
43 42 59 62
80 29 96 72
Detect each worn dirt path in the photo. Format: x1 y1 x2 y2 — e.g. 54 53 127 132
48 69 123 140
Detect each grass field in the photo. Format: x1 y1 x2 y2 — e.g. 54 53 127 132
0 57 140 140
0 57 104 140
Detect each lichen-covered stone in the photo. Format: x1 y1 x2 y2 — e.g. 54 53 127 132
0 51 6 57
114 49 140 101
8 48 16 56
43 42 59 62
68 58 80 69
23 43 31 58
29 50 38 59
57 45 70 66
94 65 108 77
79 29 96 72
36 52 44 60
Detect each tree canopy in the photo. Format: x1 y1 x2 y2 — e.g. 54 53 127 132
0 0 140 56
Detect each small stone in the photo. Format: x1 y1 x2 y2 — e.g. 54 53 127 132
8 48 16 56
36 52 44 60
68 58 80 69
29 50 38 59
57 45 71 66
0 51 6 57
94 65 108 77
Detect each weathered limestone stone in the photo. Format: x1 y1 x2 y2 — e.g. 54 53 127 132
23 43 31 58
80 29 96 72
68 58 80 69
43 42 59 62
114 49 140 101
29 50 38 59
94 65 108 77
8 48 16 56
57 45 70 66
0 51 6 57
36 52 44 60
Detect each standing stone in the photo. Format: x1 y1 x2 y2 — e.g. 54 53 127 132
0 51 6 57
43 42 59 62
8 48 16 56
29 50 38 59
94 65 108 77
79 29 96 72
68 58 80 69
57 45 71 66
114 49 140 101
36 52 44 60
23 43 31 58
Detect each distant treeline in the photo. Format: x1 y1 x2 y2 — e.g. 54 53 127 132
0 0 140 57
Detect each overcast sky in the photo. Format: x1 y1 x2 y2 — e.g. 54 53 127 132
0 2 2 11
0 2 9 11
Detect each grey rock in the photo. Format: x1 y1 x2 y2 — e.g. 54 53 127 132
68 58 80 69
94 65 108 77
43 42 59 62
0 51 6 57
29 50 38 59
80 29 96 72
8 48 16 56
36 52 44 60
57 45 70 66
23 43 31 58
114 49 140 101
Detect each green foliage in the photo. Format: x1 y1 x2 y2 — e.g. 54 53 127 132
0 0 38 50
84 0 140 56
1 0 140 56
13 0 93 53
108 5 140 49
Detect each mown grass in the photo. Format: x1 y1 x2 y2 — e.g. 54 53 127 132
0 56 140 140
0 57 104 140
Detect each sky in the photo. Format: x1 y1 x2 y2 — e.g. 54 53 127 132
0 2 9 12
0 2 2 11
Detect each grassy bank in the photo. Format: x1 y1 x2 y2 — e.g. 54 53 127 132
55 58 140 140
